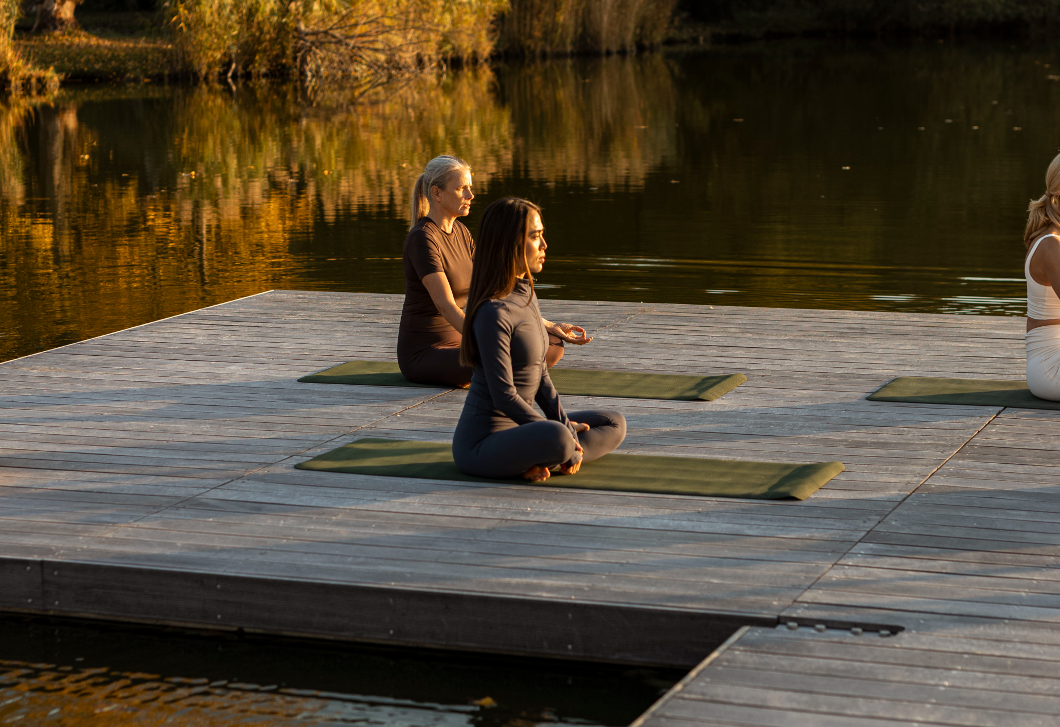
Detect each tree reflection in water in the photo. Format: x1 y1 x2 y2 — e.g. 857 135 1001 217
1 43 1053 362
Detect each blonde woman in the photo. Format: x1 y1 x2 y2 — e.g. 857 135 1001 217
398 155 590 387
1024 152 1060 399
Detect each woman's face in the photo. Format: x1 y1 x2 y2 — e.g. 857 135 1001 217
523 210 546 275
431 168 474 218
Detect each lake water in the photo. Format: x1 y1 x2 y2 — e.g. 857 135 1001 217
2 38 1056 723
2 40 1058 362
0 617 682 725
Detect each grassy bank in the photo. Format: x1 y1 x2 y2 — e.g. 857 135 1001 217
8 0 1060 91
16 31 171 83
5 0 674 88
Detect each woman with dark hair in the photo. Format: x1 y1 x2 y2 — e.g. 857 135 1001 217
452 198 626 482
398 155 589 388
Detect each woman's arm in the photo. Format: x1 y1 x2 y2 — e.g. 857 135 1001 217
534 370 574 433
422 272 466 332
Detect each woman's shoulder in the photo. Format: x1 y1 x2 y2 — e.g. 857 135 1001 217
410 217 464 247
1029 230 1060 258
405 217 429 241
473 297 514 326
404 218 441 256
478 297 508 314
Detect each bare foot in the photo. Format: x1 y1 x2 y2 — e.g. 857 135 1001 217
559 445 584 476
522 465 550 482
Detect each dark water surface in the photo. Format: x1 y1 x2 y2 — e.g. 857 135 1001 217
0 617 681 725
3 41 1059 362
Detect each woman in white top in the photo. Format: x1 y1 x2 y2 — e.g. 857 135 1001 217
1024 152 1060 400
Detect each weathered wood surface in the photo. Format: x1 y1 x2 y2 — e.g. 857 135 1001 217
4 290 1059 722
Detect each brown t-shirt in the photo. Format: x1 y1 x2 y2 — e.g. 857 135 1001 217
399 217 475 334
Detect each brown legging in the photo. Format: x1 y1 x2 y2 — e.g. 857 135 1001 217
398 334 565 388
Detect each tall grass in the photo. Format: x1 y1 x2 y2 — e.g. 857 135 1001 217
498 0 677 55
171 0 507 81
0 0 14 56
1 0 20 87
1 0 60 94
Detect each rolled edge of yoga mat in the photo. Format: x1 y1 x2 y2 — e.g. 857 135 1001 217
867 376 1060 409
294 438 845 500
775 460 845 501
696 372 748 401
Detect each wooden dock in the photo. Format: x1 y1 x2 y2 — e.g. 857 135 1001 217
3 290 1059 724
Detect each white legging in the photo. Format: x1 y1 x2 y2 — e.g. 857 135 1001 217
1027 326 1060 400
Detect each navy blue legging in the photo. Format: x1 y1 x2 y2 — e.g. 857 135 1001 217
453 409 626 479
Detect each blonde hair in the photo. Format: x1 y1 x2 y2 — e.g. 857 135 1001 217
409 154 471 230
1025 152 1060 249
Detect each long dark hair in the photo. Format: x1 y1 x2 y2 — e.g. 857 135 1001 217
459 197 541 368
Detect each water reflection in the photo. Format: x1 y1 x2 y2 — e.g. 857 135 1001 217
0 618 679 726
2 42 1056 362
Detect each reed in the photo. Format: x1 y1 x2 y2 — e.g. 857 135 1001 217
1 0 61 94
497 0 676 55
0 0 14 56
170 0 506 81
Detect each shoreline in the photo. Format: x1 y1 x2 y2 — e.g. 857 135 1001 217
5 10 1053 90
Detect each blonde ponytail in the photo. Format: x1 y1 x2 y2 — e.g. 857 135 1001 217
1025 152 1060 249
409 174 429 230
408 154 471 230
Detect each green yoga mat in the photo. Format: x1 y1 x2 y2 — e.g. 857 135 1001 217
295 438 844 500
868 376 1060 410
298 361 746 401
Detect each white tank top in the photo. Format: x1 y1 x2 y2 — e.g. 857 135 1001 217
1026 234 1060 319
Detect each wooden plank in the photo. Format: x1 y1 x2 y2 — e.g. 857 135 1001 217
15 556 771 667
637 627 1060 726
0 558 40 610
9 288 1060 727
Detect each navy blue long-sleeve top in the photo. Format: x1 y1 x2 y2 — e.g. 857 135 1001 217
456 277 573 441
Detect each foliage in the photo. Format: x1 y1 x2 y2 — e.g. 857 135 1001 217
170 0 508 81
1 0 61 94
497 0 677 55
0 0 15 50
